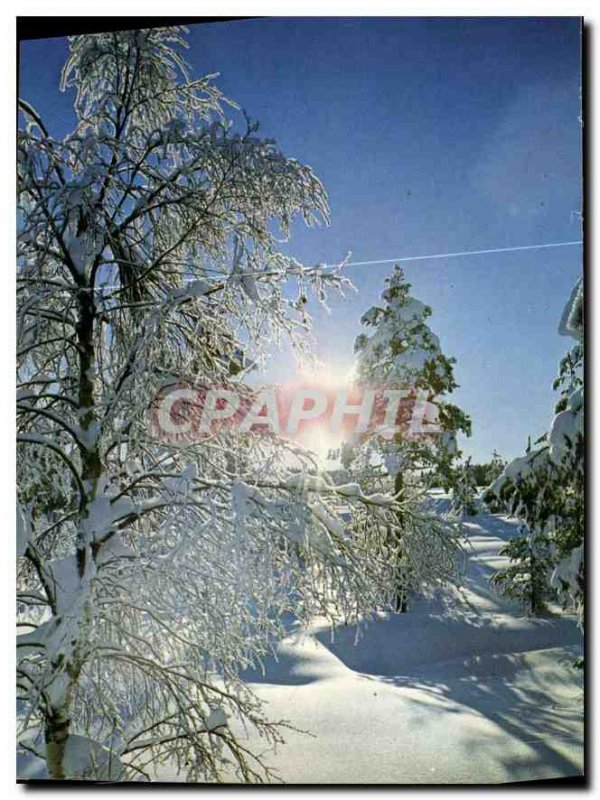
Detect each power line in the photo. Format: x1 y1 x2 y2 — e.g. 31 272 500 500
339 240 583 268
73 238 583 292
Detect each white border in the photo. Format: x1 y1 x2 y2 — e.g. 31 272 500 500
2 6 594 798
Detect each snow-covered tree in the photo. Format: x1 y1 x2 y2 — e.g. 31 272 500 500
491 526 554 615
17 28 403 782
343 266 471 610
449 457 478 517
484 277 583 623
489 449 507 482
468 450 506 489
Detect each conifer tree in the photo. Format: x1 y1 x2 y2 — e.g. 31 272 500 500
344 266 471 611
485 277 583 623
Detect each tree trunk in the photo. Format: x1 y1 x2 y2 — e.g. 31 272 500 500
45 706 70 780
529 554 546 616
393 471 408 613
42 277 101 779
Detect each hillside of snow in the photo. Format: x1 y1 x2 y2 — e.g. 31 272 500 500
172 503 584 784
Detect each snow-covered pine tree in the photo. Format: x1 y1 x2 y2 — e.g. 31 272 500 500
491 525 553 615
469 450 506 489
344 265 472 611
476 450 507 513
449 457 478 517
489 449 507 483
17 28 401 782
485 276 583 623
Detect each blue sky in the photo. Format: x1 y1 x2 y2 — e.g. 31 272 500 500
19 17 582 462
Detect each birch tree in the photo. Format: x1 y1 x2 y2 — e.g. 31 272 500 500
17 27 399 781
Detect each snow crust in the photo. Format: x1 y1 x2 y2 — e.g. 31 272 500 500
161 503 582 785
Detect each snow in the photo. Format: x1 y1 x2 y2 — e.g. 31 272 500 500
17 502 32 558
489 448 552 496
204 707 228 732
331 482 362 498
308 500 344 541
549 387 583 465
46 554 82 615
558 278 583 340
285 474 329 493
163 462 199 495
360 306 380 326
84 496 133 540
551 546 583 608
159 502 582 784
95 533 136 566
19 735 126 781
284 475 394 507
168 279 212 301
75 421 101 450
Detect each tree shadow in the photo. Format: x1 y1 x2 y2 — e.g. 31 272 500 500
315 609 580 673
385 657 583 781
238 643 326 686
473 512 522 541
239 614 336 686
315 613 583 781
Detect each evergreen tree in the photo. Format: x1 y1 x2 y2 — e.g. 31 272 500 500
485 277 583 623
489 449 507 481
450 457 478 517
492 526 553 615
344 266 471 611
469 450 506 489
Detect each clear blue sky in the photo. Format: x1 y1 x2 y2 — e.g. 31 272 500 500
19 17 583 462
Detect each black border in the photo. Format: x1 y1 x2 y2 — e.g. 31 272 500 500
16 17 256 41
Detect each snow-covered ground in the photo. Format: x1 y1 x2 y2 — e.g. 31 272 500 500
24 502 580 784
208 505 583 784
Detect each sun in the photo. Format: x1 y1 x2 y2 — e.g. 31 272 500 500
296 360 357 387
289 360 357 465
295 425 344 465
